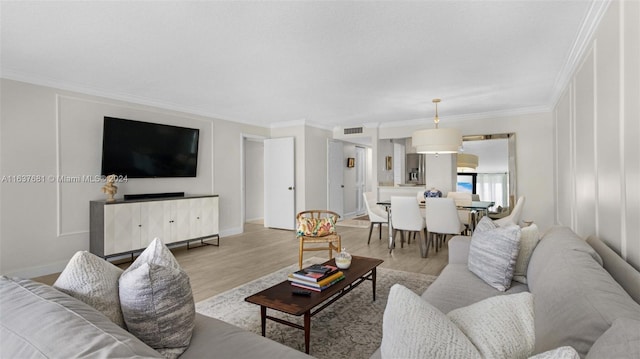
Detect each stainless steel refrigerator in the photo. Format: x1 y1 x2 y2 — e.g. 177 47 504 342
405 153 425 185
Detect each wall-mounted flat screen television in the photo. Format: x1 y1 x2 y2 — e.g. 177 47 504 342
101 117 199 178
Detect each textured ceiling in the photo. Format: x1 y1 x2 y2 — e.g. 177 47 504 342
1 1 602 129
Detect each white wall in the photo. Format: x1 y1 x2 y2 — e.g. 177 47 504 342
554 1 640 270
304 126 332 210
0 79 269 277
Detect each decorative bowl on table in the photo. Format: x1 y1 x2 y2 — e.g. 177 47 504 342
335 248 352 269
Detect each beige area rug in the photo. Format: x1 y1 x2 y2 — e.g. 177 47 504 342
196 258 436 359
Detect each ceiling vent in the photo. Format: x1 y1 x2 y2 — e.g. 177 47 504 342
344 127 363 135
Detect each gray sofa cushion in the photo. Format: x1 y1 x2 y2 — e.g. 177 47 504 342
586 236 640 304
0 276 162 358
527 227 640 357
421 263 528 314
585 318 640 359
181 314 313 359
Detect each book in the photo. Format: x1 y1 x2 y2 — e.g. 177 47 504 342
290 275 345 292
288 271 344 288
304 264 334 274
292 264 339 282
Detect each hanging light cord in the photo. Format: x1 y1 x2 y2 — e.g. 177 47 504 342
432 98 440 128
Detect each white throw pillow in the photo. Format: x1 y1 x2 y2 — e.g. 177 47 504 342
468 217 521 291
119 238 195 359
513 224 540 284
381 284 481 359
53 251 125 327
447 292 535 359
529 346 580 359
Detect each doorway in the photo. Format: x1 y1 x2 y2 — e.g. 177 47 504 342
242 136 265 229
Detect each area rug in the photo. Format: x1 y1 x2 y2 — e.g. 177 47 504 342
196 258 436 359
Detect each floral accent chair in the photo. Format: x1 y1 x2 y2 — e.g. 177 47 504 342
296 210 341 269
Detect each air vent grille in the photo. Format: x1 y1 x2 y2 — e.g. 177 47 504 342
344 127 363 135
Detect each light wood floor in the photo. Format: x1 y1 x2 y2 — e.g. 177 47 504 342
33 222 449 302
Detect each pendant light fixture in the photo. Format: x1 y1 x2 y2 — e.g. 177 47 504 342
457 153 479 172
412 98 462 154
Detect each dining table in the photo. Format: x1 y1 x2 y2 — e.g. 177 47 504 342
377 199 495 252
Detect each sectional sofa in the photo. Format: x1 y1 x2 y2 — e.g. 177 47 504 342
372 225 640 358
0 239 312 359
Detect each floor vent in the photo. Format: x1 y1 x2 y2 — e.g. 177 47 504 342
344 127 363 135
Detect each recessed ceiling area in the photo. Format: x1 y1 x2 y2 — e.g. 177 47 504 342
0 1 603 128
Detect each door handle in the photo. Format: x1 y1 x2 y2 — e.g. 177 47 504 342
288 187 294 190
341 185 344 188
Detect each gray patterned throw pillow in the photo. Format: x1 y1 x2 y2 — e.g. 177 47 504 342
468 217 521 291
119 238 195 359
53 251 125 327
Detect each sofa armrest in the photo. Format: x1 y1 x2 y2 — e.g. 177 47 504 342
448 235 471 264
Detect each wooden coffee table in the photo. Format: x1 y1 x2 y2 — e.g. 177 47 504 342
244 255 384 354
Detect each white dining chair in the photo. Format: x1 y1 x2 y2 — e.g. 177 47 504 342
425 197 466 251
390 196 429 257
494 196 526 227
447 191 474 235
363 192 389 244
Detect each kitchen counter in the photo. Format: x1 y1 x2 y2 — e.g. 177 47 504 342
377 185 426 201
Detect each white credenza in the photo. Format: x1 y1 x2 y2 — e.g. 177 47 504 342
90 195 219 258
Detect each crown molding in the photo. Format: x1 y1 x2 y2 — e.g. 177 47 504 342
0 70 269 129
549 0 611 108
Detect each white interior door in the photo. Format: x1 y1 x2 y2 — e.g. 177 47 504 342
328 140 344 216
264 137 295 230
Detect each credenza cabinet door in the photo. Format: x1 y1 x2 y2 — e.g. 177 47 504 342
141 200 171 247
188 197 218 238
91 195 219 258
200 196 219 237
103 202 141 256
170 199 191 243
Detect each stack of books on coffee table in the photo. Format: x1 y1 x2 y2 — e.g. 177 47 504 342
288 264 345 292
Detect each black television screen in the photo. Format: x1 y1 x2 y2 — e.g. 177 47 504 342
101 117 199 178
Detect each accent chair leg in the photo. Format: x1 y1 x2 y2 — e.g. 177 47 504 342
299 239 304 269
368 222 375 244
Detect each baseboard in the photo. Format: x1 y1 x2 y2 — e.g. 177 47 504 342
220 226 243 238
5 259 69 280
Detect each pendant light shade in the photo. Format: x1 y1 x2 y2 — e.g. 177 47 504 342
412 98 462 154
413 128 462 154
457 153 479 171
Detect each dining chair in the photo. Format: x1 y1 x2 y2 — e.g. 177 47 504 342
390 196 429 257
363 192 389 244
494 196 526 227
296 210 342 269
446 191 474 234
425 197 466 251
